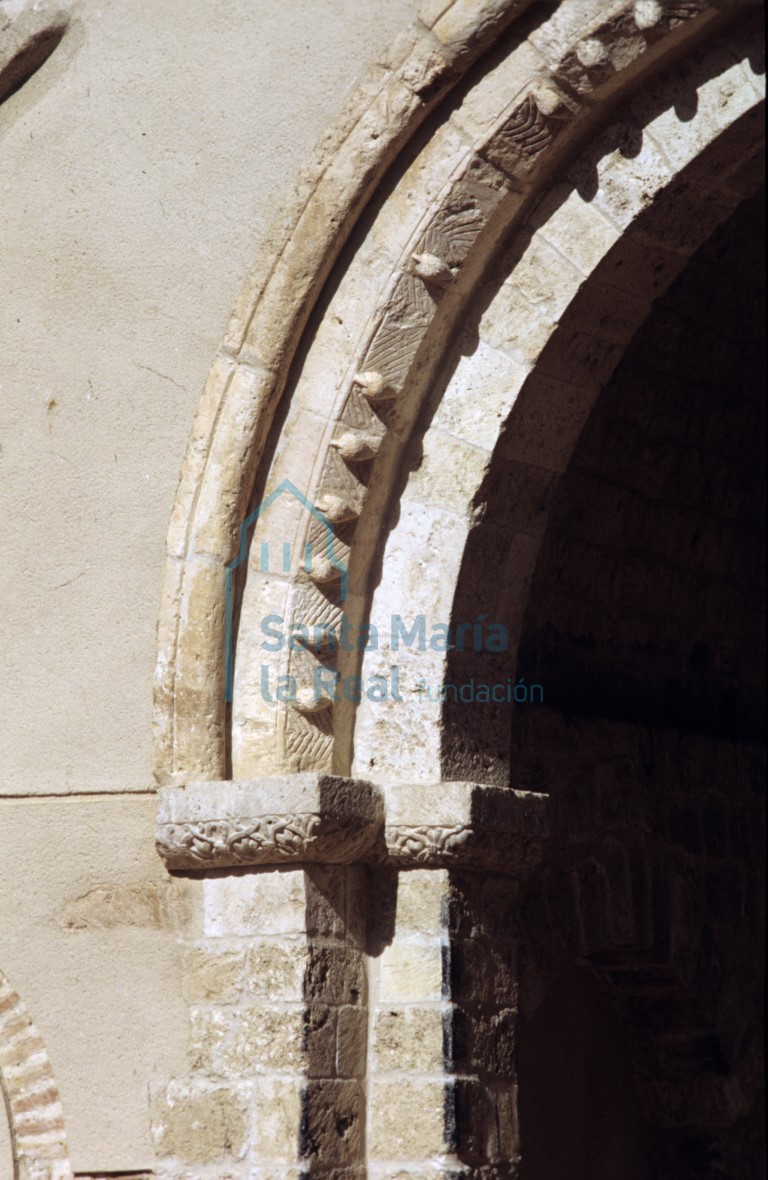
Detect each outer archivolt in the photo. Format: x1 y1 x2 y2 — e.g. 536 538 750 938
154 0 764 788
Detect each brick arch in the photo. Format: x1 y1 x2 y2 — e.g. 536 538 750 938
154 0 763 785
0 970 72 1180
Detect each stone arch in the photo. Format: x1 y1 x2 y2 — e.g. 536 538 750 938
155 0 764 786
0 970 72 1180
153 0 536 785
348 18 764 784
431 108 764 786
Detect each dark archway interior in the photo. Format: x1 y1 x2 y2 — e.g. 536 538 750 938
518 968 651 1180
515 191 765 1179
516 189 765 740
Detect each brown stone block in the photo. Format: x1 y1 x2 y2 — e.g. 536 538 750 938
305 945 366 1005
336 1005 368 1079
302 1079 364 1166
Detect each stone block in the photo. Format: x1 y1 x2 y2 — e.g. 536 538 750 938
252 1077 302 1160
434 338 530 451
506 229 583 321
305 946 366 1005
190 1005 307 1076
531 184 620 276
378 942 445 1003
302 1079 365 1167
157 775 384 871
373 1007 446 1072
403 428 492 516
247 939 307 1002
396 870 450 935
336 1006 368 1078
369 1080 447 1158
184 944 245 1004
203 870 307 938
151 1080 250 1163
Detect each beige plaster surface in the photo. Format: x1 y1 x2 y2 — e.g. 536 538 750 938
0 0 418 795
0 1106 10 1180
0 794 191 1174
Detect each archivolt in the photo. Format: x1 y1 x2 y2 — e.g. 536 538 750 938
155 0 764 785
0 970 71 1180
353 58 765 787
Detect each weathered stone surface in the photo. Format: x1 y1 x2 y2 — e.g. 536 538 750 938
373 1007 446 1071
184 944 246 1004
151 1081 250 1163
369 1079 447 1157
379 942 445 1004
156 775 384 870
381 782 549 871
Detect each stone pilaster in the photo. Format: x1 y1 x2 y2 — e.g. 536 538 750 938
366 782 546 1178
152 776 381 1177
153 776 547 1176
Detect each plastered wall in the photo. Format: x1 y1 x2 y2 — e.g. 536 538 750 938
1 0 418 798
0 0 417 1170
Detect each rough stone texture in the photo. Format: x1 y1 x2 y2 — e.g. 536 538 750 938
154 863 372 1175
151 1080 251 1164
156 775 385 870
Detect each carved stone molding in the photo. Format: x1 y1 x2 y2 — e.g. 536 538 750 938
156 774 384 870
155 776 548 873
381 822 546 871
378 780 549 871
153 0 534 786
